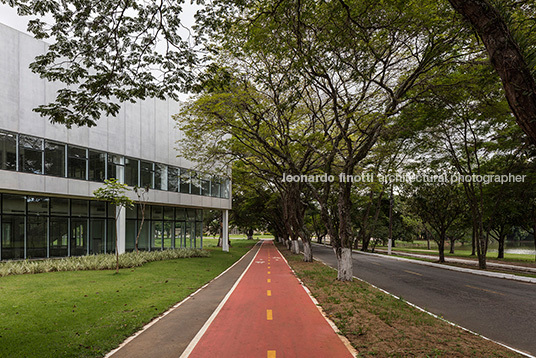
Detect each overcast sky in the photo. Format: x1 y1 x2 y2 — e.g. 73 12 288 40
0 2 200 101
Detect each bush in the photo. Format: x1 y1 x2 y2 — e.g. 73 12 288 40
0 249 210 277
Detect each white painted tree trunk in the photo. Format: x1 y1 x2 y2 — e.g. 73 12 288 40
291 240 300 254
335 247 353 281
303 240 313 262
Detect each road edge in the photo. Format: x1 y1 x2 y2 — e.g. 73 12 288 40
311 253 536 358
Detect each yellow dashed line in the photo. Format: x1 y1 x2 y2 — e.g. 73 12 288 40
267 278 271 283
465 284 505 296
267 350 276 358
268 271 271 274
267 290 271 296
404 270 423 276
267 309 273 320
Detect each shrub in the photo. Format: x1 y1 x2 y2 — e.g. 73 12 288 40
0 249 209 277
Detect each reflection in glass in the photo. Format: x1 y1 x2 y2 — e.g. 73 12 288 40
0 130 17 170
27 216 47 258
125 157 139 186
19 135 43 174
89 151 106 182
140 161 154 188
1 215 25 260
49 217 68 257
71 219 87 256
45 141 65 177
68 146 87 180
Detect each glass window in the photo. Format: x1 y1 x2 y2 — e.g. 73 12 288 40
27 216 47 259
90 200 107 217
125 157 139 186
2 194 26 214
201 178 210 196
151 205 163 220
90 219 106 254
107 154 124 181
221 178 230 199
50 198 69 216
126 220 137 252
196 209 203 221
1 215 25 260
155 164 168 191
163 206 174 220
71 199 88 217
107 219 116 253
190 172 201 195
211 178 221 198
175 207 186 220
167 167 179 192
0 131 17 171
44 141 65 177
49 217 68 257
137 221 150 251
68 146 87 180
180 168 190 194
140 161 154 189
19 135 43 174
27 196 48 215
71 219 87 256
163 221 173 249
152 221 163 250
174 221 185 248
89 151 106 182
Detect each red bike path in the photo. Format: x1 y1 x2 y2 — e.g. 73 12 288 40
185 240 354 358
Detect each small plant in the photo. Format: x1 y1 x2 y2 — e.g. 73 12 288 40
93 179 134 273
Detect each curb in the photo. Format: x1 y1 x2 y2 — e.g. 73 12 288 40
311 255 536 358
277 245 358 358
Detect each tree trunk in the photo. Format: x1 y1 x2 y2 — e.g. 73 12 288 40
291 239 300 254
448 0 536 144
303 240 313 262
471 225 476 256
334 246 353 281
449 237 455 254
361 235 371 252
497 234 505 259
246 228 254 240
438 233 446 263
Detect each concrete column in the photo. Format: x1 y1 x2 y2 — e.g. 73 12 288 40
116 206 126 254
222 209 229 252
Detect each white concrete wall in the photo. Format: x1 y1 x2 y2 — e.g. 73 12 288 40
0 22 231 211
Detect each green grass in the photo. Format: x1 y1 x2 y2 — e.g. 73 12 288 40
0 240 257 358
376 245 536 263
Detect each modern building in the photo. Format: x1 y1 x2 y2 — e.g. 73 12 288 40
0 23 232 261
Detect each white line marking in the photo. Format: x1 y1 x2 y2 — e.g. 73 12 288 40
105 242 261 358
179 241 265 357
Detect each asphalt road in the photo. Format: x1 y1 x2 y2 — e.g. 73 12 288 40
311 243 536 356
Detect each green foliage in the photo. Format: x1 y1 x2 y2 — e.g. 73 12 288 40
93 179 133 210
3 0 194 127
0 249 209 277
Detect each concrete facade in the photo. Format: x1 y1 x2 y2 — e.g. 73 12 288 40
0 22 231 259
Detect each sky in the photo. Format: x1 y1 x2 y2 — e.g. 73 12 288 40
0 2 200 101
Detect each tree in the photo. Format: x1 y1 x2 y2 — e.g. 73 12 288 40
93 179 133 273
447 0 536 144
406 181 466 263
133 185 149 253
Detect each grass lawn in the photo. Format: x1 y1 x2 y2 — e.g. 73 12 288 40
0 240 257 358
281 246 522 357
375 245 536 263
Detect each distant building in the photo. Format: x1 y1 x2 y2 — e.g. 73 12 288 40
0 23 231 260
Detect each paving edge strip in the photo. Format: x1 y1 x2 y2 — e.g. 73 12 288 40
105 242 262 358
312 243 536 284
179 241 264 357
311 255 536 358
277 246 358 357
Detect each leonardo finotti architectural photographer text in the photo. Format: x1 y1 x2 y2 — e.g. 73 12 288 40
281 172 527 184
